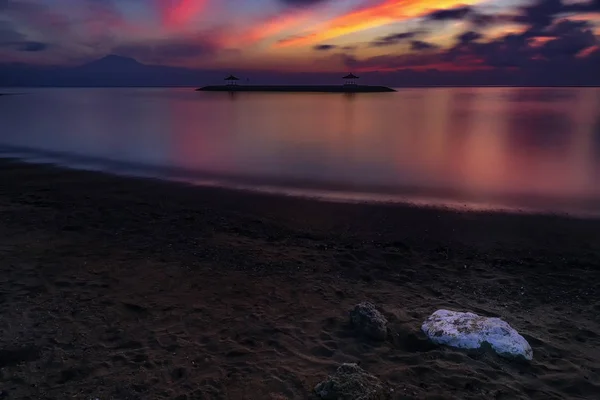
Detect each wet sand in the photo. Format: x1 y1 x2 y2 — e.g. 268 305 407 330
0 158 598 399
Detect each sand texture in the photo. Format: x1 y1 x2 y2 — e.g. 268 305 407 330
0 159 599 399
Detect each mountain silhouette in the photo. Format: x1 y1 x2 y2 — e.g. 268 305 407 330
0 55 224 87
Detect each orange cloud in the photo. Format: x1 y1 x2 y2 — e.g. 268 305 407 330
577 45 599 58
218 9 315 48
245 11 312 44
276 0 483 47
158 0 206 29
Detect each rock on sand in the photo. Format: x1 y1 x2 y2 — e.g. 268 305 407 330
422 309 533 360
314 363 389 400
349 302 388 340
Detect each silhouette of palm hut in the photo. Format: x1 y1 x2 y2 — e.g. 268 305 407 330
225 75 240 86
343 73 359 86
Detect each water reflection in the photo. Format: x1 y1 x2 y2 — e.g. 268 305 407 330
1 87 599 214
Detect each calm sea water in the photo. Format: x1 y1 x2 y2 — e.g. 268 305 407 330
1 87 600 215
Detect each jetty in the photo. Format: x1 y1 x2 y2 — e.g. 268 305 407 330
196 73 395 93
196 85 395 93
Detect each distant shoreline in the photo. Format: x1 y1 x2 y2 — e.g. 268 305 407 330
196 85 396 93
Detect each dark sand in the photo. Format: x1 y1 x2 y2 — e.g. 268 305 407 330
0 159 598 399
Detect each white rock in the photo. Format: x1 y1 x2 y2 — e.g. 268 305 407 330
422 309 533 360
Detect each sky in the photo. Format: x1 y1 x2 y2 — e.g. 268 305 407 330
0 0 599 82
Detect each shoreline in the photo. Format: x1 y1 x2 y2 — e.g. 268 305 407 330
2 150 598 219
0 158 599 399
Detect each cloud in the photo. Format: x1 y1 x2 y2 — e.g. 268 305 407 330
468 13 506 28
313 44 337 51
539 20 597 57
0 0 128 52
276 0 483 47
0 18 49 52
370 31 420 47
425 6 473 21
113 36 218 64
410 40 438 51
157 0 207 30
336 11 599 77
0 0 73 35
231 7 316 47
514 0 566 30
513 0 600 32
340 51 443 71
457 31 483 44
17 41 48 52
0 20 24 43
452 18 597 68
422 4 510 28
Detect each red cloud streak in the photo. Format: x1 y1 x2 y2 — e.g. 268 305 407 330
158 0 207 29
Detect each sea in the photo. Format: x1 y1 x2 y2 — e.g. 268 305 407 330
1 87 599 216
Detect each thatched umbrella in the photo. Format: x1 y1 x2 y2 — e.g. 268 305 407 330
225 75 240 86
343 73 359 85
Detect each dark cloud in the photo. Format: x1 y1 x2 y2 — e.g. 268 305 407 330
410 40 438 51
426 6 473 21
539 20 597 57
113 37 217 63
0 0 119 55
457 31 483 44
371 31 420 47
469 13 506 28
475 34 533 68
514 0 566 30
17 41 48 52
340 52 440 71
313 44 336 51
579 0 600 11
422 4 510 30
459 18 597 68
0 20 48 52
546 19 591 36
0 20 24 42
0 0 39 12
513 0 600 32
340 9 599 85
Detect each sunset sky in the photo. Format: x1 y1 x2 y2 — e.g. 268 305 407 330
1 0 599 76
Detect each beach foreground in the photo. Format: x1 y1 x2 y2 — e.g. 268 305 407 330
0 159 598 399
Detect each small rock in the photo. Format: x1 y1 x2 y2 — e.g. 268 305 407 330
350 302 388 340
314 363 388 400
422 309 533 360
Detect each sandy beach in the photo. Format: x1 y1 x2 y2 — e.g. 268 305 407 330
0 158 598 399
